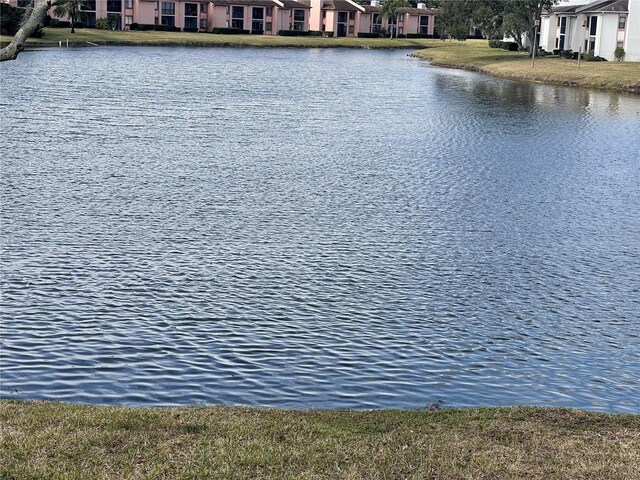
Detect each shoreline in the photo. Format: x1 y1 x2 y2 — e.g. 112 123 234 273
2 30 639 94
2 400 639 479
412 50 640 94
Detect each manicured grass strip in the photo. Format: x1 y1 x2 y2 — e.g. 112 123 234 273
0 28 439 50
412 39 640 93
1 400 639 479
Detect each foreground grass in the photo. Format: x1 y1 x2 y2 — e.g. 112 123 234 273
1 401 639 479
413 39 640 93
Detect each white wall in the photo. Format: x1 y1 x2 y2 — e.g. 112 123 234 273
626 0 640 61
598 14 619 60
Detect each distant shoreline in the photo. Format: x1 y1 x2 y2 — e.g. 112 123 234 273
3 30 639 94
2 400 639 479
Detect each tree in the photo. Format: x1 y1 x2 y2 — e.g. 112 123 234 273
435 0 557 54
0 0 55 62
380 0 409 39
53 0 85 34
505 0 557 55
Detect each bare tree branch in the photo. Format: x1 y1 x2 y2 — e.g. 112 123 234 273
0 0 53 62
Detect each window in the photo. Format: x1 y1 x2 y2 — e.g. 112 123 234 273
348 25 354 33
161 1 175 26
162 2 175 15
185 17 197 29
266 22 272 31
618 16 626 29
589 15 597 35
125 0 132 8
232 6 244 30
125 15 132 24
419 15 428 34
337 12 348 36
372 13 381 33
322 11 326 18
84 11 96 27
293 9 304 31
398 26 403 34
266 7 272 16
107 0 121 12
17 0 31 7
559 16 566 50
201 19 208 29
251 7 264 33
348 11 354 20
82 1 96 11
185 3 198 16
201 3 208 13
588 15 597 52
617 40 623 48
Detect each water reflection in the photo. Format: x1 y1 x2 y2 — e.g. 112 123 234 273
432 69 640 117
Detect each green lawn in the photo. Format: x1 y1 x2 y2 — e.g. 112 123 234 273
1 28 440 49
413 40 640 93
1 400 639 479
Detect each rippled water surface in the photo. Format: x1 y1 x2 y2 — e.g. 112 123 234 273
1 47 640 411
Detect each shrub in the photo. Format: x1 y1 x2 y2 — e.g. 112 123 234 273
136 24 156 31
536 49 550 57
560 49 573 59
96 18 110 30
278 30 313 36
57 21 71 28
210 27 247 34
130 22 139 30
502 42 518 51
358 32 384 38
614 47 625 61
406 33 431 38
488 39 503 48
322 31 334 37
308 31 323 36
154 24 180 32
96 14 120 30
183 27 199 33
583 52 607 62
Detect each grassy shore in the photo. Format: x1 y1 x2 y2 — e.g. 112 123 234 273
0 28 437 49
2 30 640 92
1 401 639 479
412 39 640 93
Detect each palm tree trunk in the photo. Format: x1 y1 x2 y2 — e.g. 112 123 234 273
71 14 75 33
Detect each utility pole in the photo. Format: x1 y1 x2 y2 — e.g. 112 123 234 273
531 19 540 67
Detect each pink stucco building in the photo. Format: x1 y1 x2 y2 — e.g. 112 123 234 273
309 0 436 37
7 0 435 36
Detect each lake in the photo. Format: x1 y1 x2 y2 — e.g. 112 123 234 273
1 47 639 412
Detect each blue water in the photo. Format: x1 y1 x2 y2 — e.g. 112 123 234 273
1 47 639 411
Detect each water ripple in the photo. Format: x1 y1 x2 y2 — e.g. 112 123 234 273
1 47 639 412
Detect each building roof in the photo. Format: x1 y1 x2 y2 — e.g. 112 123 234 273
550 4 585 13
210 0 310 8
575 0 628 13
398 7 436 15
322 0 363 11
279 0 311 8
